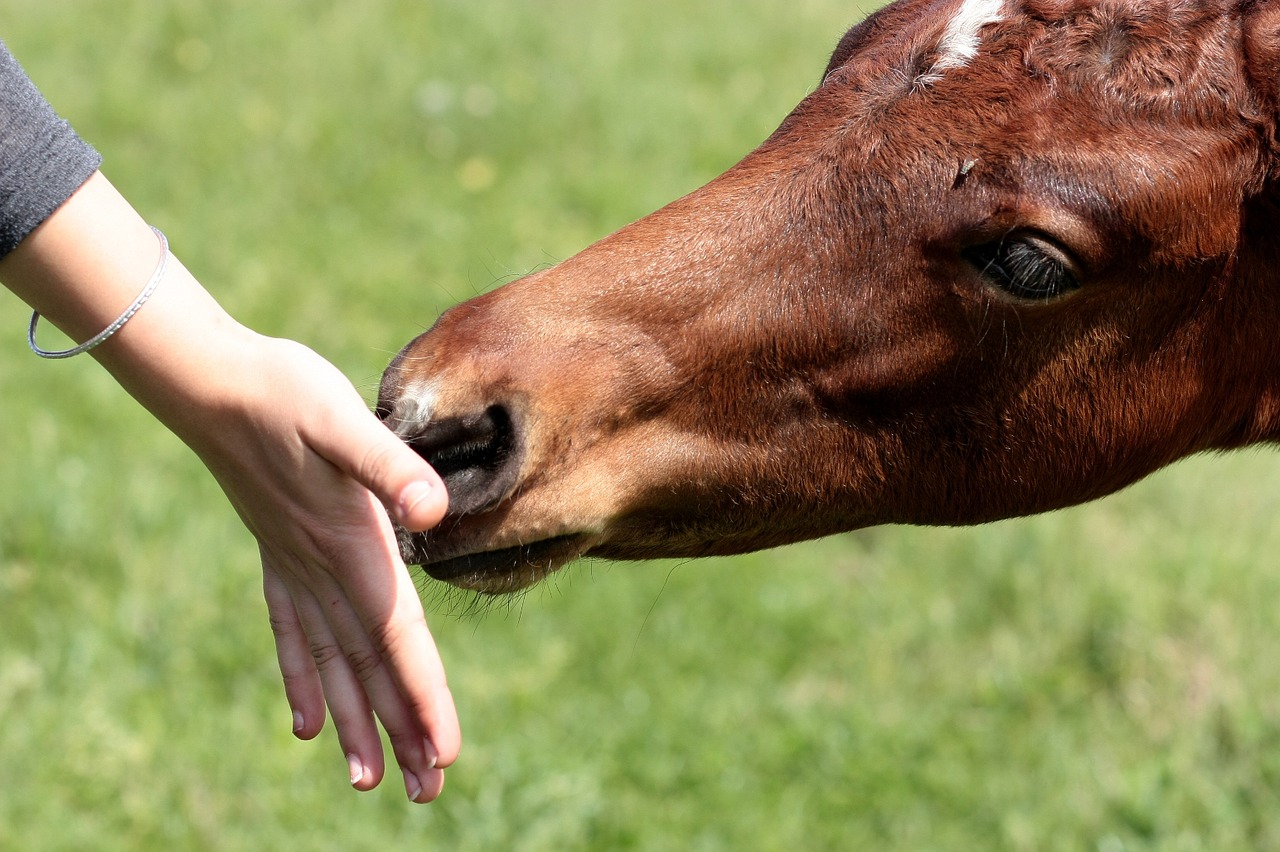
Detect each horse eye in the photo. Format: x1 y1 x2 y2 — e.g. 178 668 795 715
963 236 1081 301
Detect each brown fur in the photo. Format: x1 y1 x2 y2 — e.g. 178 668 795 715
380 0 1280 594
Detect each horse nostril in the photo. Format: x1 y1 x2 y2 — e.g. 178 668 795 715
399 404 523 516
420 406 511 477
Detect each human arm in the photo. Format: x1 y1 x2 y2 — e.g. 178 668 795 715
0 170 459 801
0 36 460 800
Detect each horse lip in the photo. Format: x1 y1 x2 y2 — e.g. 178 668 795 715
415 534 591 592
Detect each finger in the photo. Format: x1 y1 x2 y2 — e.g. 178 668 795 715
362 589 461 771
287 580 388 792
368 566 461 768
293 561 449 801
323 501 462 767
310 390 448 531
262 557 327 740
418 766 446 803
322 528 459 776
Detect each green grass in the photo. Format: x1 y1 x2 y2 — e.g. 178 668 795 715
4 1 1280 849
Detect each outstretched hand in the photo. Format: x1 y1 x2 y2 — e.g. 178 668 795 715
200 336 460 803
116 276 463 804
0 172 460 802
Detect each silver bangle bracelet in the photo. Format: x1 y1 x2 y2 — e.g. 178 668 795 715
28 225 169 360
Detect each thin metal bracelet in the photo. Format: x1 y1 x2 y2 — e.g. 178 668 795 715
28 225 169 360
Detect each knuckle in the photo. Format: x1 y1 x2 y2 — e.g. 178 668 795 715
277 667 311 691
355 440 399 494
307 639 345 670
363 616 408 659
344 646 387 682
309 636 385 683
363 614 396 652
267 610 299 640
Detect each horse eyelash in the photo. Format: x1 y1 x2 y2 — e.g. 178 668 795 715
964 238 1079 300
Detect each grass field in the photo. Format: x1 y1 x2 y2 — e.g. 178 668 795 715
5 1 1280 849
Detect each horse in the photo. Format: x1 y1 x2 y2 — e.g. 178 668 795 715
377 0 1280 594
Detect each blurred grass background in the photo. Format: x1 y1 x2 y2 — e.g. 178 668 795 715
4 1 1280 849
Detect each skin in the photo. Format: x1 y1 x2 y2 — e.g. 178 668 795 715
0 172 459 802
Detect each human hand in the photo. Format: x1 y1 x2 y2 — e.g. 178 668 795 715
200 335 459 803
0 173 460 801
113 310 460 803
116 310 460 803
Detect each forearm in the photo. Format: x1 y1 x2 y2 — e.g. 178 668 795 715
0 43 271 448
3 170 176 335
0 172 259 435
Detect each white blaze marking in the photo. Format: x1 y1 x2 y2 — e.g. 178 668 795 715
387 381 439 438
930 0 1006 75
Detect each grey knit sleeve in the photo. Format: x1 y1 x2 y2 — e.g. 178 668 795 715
0 40 102 259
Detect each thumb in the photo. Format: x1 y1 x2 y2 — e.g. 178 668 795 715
314 389 449 531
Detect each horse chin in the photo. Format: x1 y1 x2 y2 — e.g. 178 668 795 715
403 532 594 595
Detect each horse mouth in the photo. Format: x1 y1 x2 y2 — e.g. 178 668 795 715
411 534 592 594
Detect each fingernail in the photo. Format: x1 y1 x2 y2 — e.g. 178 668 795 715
423 738 439 770
347 753 364 786
398 480 435 520
292 710 305 734
402 766 423 802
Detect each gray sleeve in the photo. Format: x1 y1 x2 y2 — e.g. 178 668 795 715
0 39 102 259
